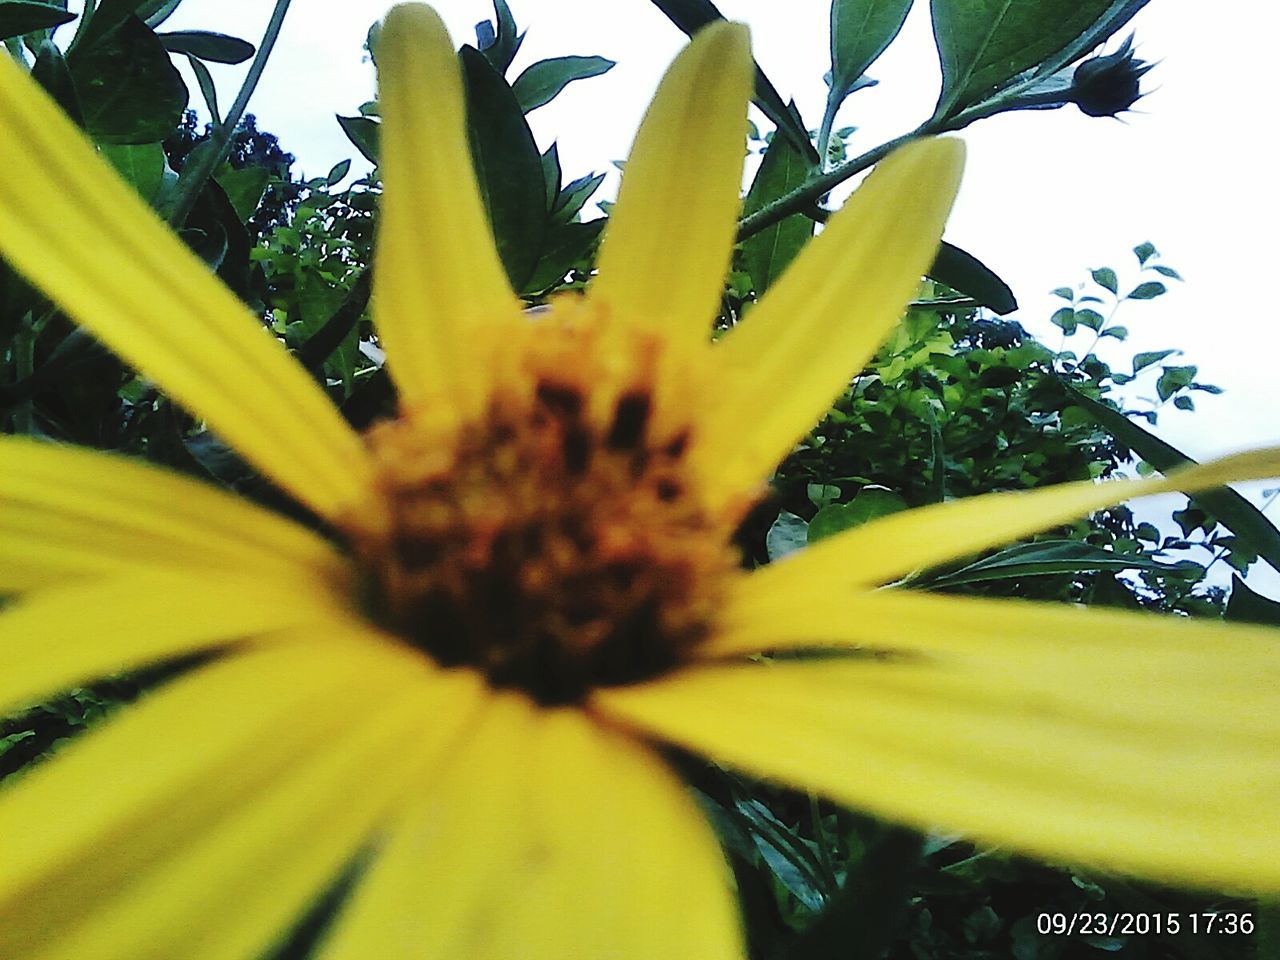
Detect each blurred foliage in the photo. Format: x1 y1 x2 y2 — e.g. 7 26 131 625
1 1 1276 958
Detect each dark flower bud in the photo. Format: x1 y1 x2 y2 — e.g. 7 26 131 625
1072 34 1153 117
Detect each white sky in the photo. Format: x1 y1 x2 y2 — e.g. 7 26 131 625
160 0 1280 595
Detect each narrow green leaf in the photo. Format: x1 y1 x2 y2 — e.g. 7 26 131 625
325 158 351 186
460 44 547 292
742 135 814 296
158 29 254 64
1131 349 1175 372
1151 264 1181 280
0 1 75 40
927 241 1018 314
922 539 1178 588
336 114 379 164
511 55 615 112
185 52 219 124
522 219 604 295
139 0 183 27
540 143 561 213
1061 381 1280 575
646 0 820 164
551 171 605 225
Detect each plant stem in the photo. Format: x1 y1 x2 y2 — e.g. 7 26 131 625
167 0 292 229
736 125 926 242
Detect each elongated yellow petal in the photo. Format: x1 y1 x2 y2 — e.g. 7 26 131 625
750 445 1280 596
589 22 752 355
20 650 485 960
699 138 963 503
0 570 357 714
0 57 371 520
0 631 446 958
375 4 522 418
595 648 1280 892
0 437 347 591
318 699 741 960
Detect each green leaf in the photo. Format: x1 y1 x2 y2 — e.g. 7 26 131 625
922 539 1177 587
822 0 911 143
158 30 254 64
1125 280 1166 300
139 0 183 27
185 52 219 124
540 143 561 213
1061 381 1280 575
808 488 908 544
1074 308 1103 330
1051 286 1074 300
1050 307 1076 334
336 114 379 163
1224 576 1280 626
1155 364 1195 402
766 510 809 561
1090 266 1117 293
67 14 187 144
215 165 269 222
31 39 82 125
1131 349 1175 372
522 219 605 295
476 0 522 73
100 141 164 202
927 241 1018 314
930 0 1147 118
325 158 351 186
742 135 814 296
0 1 75 40
1150 264 1181 280
1099 324 1127 340
1172 395 1194 411
551 171 605 225
1132 240 1156 263
511 55 615 112
646 0 820 165
460 45 547 292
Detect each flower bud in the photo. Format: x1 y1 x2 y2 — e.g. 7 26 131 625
1072 34 1153 118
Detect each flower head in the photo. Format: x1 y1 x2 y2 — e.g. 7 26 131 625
0 5 1278 958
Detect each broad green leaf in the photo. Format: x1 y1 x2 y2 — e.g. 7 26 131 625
808 488 908 544
930 0 1145 118
921 539 1178 588
66 14 187 144
647 0 820 164
0 1 74 40
1125 280 1166 300
1132 240 1156 263
1090 266 1117 293
216 165 270 222
460 45 546 292
1061 381 1280 575
325 158 351 186
101 141 164 202
336 114 379 163
511 55 615 112
1131 349 1175 372
1224 576 1280 626
828 0 912 100
158 29 254 64
927 241 1018 314
1051 286 1075 299
741 134 814 296
70 0 153 50
766 510 809 561
1155 364 1195 402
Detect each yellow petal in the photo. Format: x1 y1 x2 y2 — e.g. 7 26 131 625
698 138 964 504
595 645 1280 892
0 56 372 520
0 570 357 714
749 445 1280 596
318 698 741 960
589 22 752 355
0 631 452 958
0 437 347 591
374 4 522 418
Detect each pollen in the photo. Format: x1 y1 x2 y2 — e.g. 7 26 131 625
345 303 743 705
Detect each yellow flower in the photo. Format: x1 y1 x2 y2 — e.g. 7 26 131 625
0 4 1278 957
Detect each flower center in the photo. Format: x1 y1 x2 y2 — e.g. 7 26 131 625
346 311 741 705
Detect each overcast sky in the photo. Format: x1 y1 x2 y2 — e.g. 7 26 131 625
154 1 1280 595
